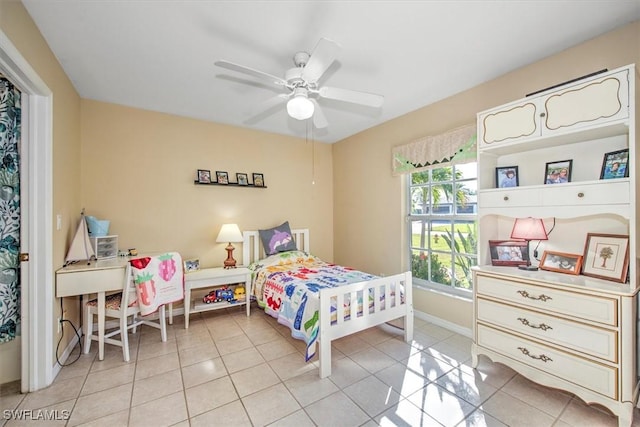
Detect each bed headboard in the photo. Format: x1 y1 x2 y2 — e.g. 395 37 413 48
242 228 310 266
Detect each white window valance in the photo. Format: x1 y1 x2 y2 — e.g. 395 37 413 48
392 123 476 176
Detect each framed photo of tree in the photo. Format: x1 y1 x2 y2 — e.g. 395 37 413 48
582 233 629 283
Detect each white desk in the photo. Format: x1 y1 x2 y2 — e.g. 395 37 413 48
56 258 128 361
184 267 252 328
55 256 175 361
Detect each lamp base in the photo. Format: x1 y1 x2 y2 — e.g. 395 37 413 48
518 265 539 271
223 243 237 269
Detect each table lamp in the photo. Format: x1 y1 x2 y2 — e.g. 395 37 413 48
510 217 548 271
216 223 243 269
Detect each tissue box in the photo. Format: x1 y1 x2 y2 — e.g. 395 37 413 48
90 235 118 259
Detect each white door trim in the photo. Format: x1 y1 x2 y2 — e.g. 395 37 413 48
0 29 54 392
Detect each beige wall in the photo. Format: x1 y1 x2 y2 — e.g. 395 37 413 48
80 100 334 267
0 1 82 382
333 20 640 330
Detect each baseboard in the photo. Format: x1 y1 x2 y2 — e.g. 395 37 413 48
413 308 472 338
53 328 81 378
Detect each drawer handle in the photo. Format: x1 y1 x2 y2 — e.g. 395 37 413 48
517 317 553 331
518 347 553 363
503 196 509 201
577 192 584 198
517 290 552 302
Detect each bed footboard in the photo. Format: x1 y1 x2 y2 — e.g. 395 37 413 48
318 271 413 378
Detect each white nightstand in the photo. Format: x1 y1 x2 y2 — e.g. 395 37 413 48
184 266 252 328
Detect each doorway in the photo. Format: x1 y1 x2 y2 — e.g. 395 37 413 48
0 28 54 392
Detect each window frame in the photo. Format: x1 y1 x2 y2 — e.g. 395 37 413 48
406 163 478 298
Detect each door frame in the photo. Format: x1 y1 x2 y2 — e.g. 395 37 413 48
0 29 54 392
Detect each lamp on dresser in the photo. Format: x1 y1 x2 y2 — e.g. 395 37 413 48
216 223 243 268
510 217 548 271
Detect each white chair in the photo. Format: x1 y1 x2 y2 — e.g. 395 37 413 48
83 263 167 362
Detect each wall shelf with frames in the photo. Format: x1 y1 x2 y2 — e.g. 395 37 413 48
193 180 267 189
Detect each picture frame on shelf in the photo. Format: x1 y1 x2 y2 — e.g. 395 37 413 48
600 148 629 179
236 173 249 186
495 166 519 188
253 173 265 187
488 240 529 267
216 171 229 185
197 169 211 184
184 258 200 273
539 250 582 275
582 233 629 283
544 159 572 184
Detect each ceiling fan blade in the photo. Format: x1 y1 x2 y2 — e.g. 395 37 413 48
319 86 384 108
244 94 289 123
310 99 328 129
301 38 341 83
215 60 286 86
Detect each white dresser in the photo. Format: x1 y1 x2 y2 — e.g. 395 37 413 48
473 64 638 427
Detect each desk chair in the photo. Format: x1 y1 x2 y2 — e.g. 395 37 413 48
83 264 168 362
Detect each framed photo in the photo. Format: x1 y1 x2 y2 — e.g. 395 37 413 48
582 233 629 283
197 169 211 184
236 173 249 186
539 250 582 275
183 258 200 273
600 149 629 179
544 159 572 184
253 173 264 187
216 171 229 185
488 240 529 267
495 166 519 188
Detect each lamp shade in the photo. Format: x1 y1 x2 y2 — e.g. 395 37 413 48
287 90 314 120
216 223 243 243
510 217 548 241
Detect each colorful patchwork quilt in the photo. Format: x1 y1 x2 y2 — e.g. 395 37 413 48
249 250 383 361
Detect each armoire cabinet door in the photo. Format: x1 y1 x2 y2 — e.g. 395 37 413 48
542 68 629 135
478 100 540 148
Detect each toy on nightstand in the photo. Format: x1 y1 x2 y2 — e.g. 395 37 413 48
234 285 246 302
203 286 235 304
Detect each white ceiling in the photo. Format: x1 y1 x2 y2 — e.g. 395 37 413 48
21 1 640 144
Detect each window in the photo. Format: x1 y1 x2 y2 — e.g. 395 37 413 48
407 163 478 294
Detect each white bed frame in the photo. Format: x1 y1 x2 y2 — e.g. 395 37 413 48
242 228 414 378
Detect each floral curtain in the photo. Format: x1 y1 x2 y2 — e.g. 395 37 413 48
0 78 21 343
392 123 476 176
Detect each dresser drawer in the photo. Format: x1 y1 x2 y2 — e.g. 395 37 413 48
476 274 618 326
479 188 541 208
477 298 617 362
541 181 629 207
477 324 617 399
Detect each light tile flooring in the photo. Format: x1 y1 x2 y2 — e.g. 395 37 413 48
2 304 639 426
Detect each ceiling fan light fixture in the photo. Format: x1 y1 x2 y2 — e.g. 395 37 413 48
287 90 314 120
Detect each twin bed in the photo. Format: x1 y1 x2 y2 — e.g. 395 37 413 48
242 226 414 378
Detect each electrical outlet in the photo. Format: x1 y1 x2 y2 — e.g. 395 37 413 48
57 317 61 333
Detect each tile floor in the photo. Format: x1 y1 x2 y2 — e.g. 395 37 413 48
1 304 639 426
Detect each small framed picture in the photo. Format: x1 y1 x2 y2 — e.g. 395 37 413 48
582 233 629 283
183 258 200 273
488 240 529 267
600 149 629 179
495 166 519 188
236 173 249 186
197 169 211 184
544 159 572 184
253 173 265 187
216 171 229 184
539 250 582 275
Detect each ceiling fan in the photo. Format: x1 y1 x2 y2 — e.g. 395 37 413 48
214 38 384 129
